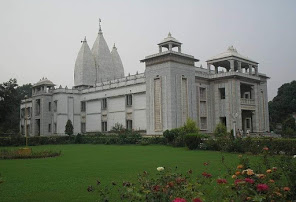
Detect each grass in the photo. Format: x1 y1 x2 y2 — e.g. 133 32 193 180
0 144 253 202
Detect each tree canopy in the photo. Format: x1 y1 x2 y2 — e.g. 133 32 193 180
269 80 296 135
0 79 32 134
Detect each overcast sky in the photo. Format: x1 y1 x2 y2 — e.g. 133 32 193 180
0 0 295 100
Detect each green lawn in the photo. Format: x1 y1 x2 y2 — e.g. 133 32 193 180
0 144 246 202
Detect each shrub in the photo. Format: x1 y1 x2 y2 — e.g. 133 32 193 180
0 149 61 159
74 133 83 144
110 123 125 133
184 133 202 150
214 123 227 138
163 130 174 143
182 118 199 133
65 120 74 136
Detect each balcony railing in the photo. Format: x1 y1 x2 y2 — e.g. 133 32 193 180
241 98 255 105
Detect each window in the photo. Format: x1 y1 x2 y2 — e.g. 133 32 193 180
126 120 133 130
101 121 107 132
200 87 206 100
54 100 58 112
219 88 226 99
81 123 86 133
102 98 107 109
220 117 226 126
49 102 51 111
48 124 51 132
81 101 86 112
200 117 207 130
246 118 251 129
54 123 57 133
126 94 132 106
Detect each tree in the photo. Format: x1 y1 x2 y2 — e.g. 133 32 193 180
269 80 296 131
0 79 32 134
214 123 227 138
65 119 74 136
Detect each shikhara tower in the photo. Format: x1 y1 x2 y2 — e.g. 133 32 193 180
20 24 270 136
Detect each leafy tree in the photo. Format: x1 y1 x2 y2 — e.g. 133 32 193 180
214 123 227 138
182 118 199 133
0 79 32 134
269 80 296 130
65 120 74 136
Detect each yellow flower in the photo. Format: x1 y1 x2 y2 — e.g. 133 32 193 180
237 165 243 169
238 155 243 158
232 175 237 179
266 169 272 173
246 169 254 176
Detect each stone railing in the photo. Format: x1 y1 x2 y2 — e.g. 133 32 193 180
241 98 255 105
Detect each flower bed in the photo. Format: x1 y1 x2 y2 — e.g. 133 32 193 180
0 148 61 159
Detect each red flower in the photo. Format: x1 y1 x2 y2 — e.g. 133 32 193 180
256 184 269 192
168 181 174 187
152 185 160 192
192 198 202 202
235 179 244 185
202 172 212 178
244 178 255 184
217 179 227 184
203 162 209 166
263 147 269 151
172 198 187 202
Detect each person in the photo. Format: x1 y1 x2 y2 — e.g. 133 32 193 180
246 129 250 137
236 129 241 138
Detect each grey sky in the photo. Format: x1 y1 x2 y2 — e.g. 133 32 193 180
0 0 295 100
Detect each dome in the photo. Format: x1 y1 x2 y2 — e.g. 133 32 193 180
33 77 55 87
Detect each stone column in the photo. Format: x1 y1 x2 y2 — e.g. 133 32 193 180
178 46 181 53
169 43 172 51
249 64 253 75
159 46 162 53
255 65 258 76
215 65 218 74
207 63 211 73
237 61 242 73
229 60 235 72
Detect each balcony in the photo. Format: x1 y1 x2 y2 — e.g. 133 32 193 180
241 98 255 105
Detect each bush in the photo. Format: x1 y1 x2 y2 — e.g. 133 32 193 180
0 149 61 159
74 133 83 144
163 130 174 143
184 133 202 150
182 118 199 133
214 123 227 138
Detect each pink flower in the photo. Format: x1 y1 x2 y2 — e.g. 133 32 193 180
217 179 227 184
172 198 187 202
192 198 202 202
257 184 269 192
235 179 244 185
152 185 160 192
244 178 255 184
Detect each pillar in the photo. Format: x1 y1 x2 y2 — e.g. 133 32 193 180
169 43 172 51
207 63 211 73
178 46 181 53
215 65 218 74
255 65 258 76
229 60 235 71
159 46 162 53
238 61 242 73
249 64 252 75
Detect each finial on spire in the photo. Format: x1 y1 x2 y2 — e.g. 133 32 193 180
168 32 172 37
99 18 102 33
81 36 87 43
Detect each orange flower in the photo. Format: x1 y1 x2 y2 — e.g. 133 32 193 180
256 174 266 179
237 165 243 169
246 197 252 200
269 179 275 183
275 192 282 197
232 175 237 179
266 169 272 173
246 169 254 176
235 171 241 176
283 187 290 191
